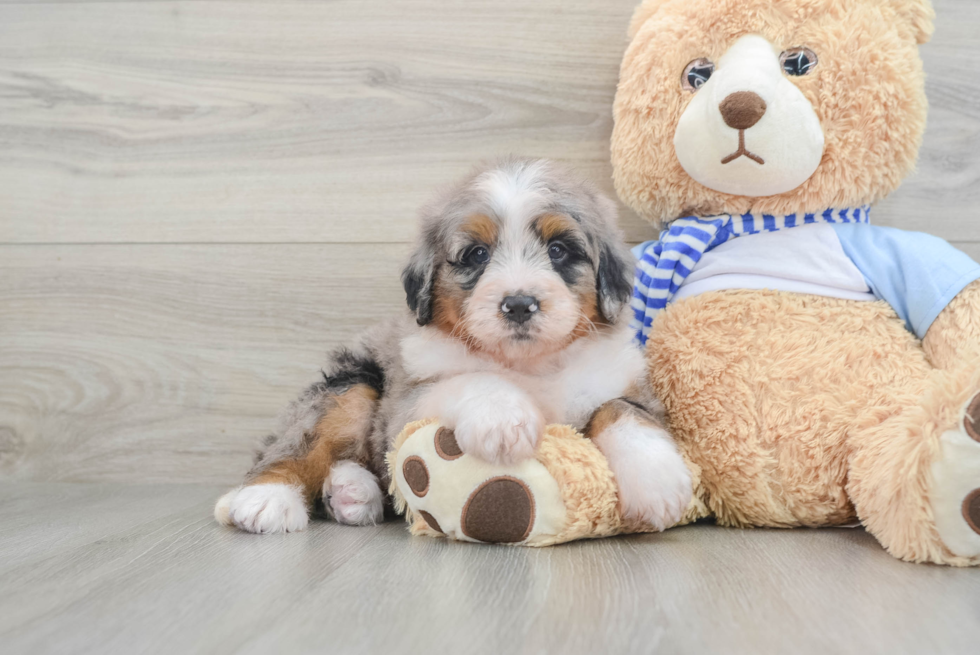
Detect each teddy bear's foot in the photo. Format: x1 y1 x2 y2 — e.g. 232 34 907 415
392 423 568 545
930 391 980 558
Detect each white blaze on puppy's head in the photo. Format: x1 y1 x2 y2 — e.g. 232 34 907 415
401 159 634 366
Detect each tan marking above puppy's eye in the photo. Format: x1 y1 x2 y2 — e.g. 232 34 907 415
461 214 498 246
780 47 818 76
682 58 714 92
536 213 577 242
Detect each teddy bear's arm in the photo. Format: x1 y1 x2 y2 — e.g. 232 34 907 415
923 279 980 370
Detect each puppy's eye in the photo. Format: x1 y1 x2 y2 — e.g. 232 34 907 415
780 47 818 76
548 242 568 262
463 245 490 266
681 58 714 92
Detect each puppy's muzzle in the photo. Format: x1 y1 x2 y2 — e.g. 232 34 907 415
501 295 539 325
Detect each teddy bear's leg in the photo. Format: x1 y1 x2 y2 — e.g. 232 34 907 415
846 367 980 566
922 279 980 371
389 422 585 545
908 279 980 563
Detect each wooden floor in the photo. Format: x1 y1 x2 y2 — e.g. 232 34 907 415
1 482 977 655
3 1 980 653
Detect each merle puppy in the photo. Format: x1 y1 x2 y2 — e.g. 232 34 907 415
215 158 692 534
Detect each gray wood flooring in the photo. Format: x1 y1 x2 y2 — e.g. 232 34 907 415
3 1 980 653
1 483 978 655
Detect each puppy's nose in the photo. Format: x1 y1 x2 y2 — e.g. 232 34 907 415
501 295 538 324
719 91 767 130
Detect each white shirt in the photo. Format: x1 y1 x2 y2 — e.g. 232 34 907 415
672 223 877 303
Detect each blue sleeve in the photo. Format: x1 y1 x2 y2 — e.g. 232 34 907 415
832 223 980 339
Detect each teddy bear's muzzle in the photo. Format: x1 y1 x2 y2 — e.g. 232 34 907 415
718 91 768 166
673 34 824 197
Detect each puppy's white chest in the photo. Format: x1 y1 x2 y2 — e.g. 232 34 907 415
402 325 646 429
528 334 645 428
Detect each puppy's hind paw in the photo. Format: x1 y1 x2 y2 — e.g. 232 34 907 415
324 461 384 526
226 483 310 534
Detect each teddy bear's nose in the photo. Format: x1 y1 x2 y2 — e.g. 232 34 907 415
719 91 768 130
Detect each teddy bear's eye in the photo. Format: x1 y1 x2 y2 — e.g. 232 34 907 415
780 47 818 76
681 58 715 92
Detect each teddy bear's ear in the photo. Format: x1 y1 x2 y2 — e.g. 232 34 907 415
890 0 935 44
627 0 668 40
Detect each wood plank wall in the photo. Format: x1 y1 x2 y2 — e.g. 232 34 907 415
1 0 978 484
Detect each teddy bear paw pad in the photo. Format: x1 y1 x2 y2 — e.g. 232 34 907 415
461 477 534 543
402 457 429 497
965 393 980 443
434 427 463 460
963 489 980 536
929 391 980 556
393 422 566 545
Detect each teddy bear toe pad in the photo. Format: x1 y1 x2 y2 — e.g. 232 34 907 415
402 457 430 497
394 422 566 545
930 391 980 557
461 476 535 543
963 489 980 536
965 394 980 443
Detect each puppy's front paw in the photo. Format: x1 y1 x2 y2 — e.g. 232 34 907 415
226 483 309 534
323 461 384 526
597 424 692 531
451 392 544 465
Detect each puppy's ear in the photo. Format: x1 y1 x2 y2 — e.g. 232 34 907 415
402 240 438 326
596 242 634 323
584 191 635 323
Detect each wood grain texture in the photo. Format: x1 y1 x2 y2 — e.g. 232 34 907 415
0 0 650 244
0 244 407 484
0 0 978 245
0 483 978 655
1 0 980 485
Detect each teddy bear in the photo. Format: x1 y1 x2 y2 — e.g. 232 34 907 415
390 0 980 566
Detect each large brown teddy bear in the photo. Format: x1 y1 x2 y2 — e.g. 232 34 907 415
612 0 980 566
391 0 980 565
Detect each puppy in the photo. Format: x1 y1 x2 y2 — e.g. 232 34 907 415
215 158 692 534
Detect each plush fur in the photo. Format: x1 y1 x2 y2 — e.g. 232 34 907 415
612 0 980 565
613 0 933 228
216 159 691 535
644 283 980 565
